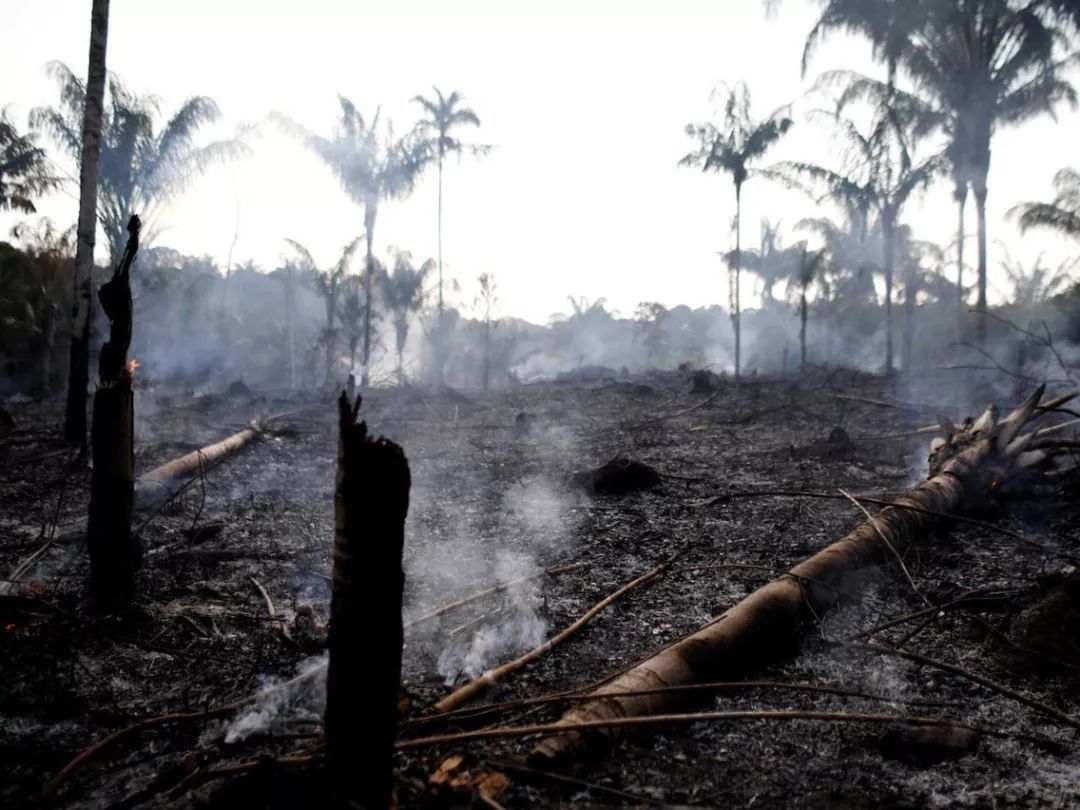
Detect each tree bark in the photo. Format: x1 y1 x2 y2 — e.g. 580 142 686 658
530 389 1052 767
361 213 376 387
327 394 410 808
64 0 110 449
882 216 895 375
974 182 988 347
902 259 916 374
799 289 807 372
731 182 742 380
954 182 967 340
87 215 140 607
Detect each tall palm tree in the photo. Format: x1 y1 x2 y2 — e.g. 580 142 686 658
378 248 432 384
818 1 1080 344
278 97 428 386
0 110 58 213
1010 167 1080 239
32 63 246 263
772 110 943 373
285 236 363 387
63 0 109 449
411 87 485 315
680 82 792 378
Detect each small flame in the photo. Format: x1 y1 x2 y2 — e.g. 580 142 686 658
127 358 140 374
4 623 15 633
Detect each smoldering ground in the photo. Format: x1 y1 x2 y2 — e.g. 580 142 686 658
5 365 1080 807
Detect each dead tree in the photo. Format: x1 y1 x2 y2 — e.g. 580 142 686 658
532 386 1076 766
326 394 410 808
86 214 141 606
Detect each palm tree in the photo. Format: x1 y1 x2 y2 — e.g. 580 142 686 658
818 1 1080 344
794 243 827 371
680 82 792 378
0 110 58 213
999 252 1075 308
63 0 109 449
378 248 432 383
772 109 942 373
411 87 486 315
278 97 428 386
32 63 246 263
286 236 363 387
1010 167 1080 239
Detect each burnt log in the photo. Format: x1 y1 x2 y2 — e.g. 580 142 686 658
326 393 410 808
86 215 141 606
134 423 261 508
532 387 1075 767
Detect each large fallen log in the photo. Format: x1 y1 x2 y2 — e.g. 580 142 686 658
134 423 262 509
531 386 1077 766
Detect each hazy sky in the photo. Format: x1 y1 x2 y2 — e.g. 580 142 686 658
2 0 1077 323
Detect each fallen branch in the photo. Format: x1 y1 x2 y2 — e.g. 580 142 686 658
404 679 966 730
399 709 1052 752
430 550 684 714
404 562 588 630
852 641 1080 732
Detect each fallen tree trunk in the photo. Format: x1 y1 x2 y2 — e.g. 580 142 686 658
134 423 261 509
87 215 141 606
326 393 410 809
531 386 1076 766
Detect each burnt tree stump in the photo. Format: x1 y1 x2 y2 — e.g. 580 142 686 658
327 393 410 808
87 214 142 607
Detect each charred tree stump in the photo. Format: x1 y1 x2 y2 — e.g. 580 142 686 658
327 394 410 808
87 215 141 606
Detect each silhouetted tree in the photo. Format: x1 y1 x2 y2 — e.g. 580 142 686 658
33 63 246 262
285 236 363 386
61 0 109 449
0 110 58 213
412 87 486 315
819 1 1080 344
681 83 792 379
772 109 942 372
278 98 428 385
1010 168 1080 240
378 248 432 383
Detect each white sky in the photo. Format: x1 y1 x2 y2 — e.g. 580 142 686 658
2 0 1077 324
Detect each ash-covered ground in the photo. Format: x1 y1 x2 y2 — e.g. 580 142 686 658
2 368 1079 808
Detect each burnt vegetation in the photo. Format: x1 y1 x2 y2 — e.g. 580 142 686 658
4 1 1080 808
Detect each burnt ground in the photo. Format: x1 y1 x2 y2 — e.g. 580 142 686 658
2 368 1079 808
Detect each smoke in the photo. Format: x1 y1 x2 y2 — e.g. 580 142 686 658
221 653 327 744
434 550 548 684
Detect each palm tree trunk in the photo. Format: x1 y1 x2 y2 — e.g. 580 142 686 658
731 182 742 380
974 180 988 346
324 293 336 388
286 275 296 390
483 317 491 392
882 215 895 375
361 222 375 387
799 289 807 371
64 0 110 449
902 262 916 374
954 182 967 339
437 153 444 315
